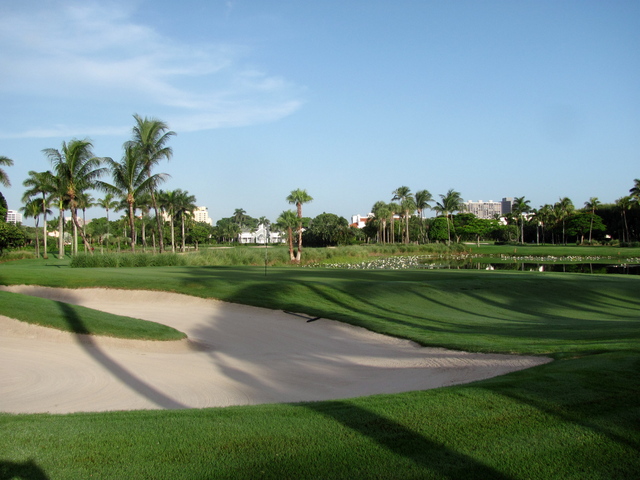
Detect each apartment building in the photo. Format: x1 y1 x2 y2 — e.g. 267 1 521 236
5 210 22 224
193 206 212 225
464 198 513 219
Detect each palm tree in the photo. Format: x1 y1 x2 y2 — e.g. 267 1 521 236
20 199 51 258
77 192 95 252
415 189 433 243
0 156 14 188
96 193 120 251
391 186 415 244
43 139 107 254
158 189 179 252
554 197 574 245
511 196 531 244
434 189 463 244
174 189 197 252
371 201 392 244
98 145 168 252
616 196 633 243
233 208 248 227
22 170 54 259
286 189 313 263
276 210 298 261
127 114 176 253
534 204 553 245
584 197 601 244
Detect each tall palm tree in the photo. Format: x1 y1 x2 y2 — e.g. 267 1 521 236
98 145 168 252
434 189 463 244
22 170 54 259
127 114 176 253
415 189 433 243
0 156 14 188
584 197 601 244
158 189 179 252
276 210 298 261
391 186 415 244
371 201 392 244
20 199 51 258
511 196 531 244
174 189 197 252
233 208 248 227
535 204 553 245
286 188 313 263
43 139 107 254
630 179 640 205
554 197 574 245
616 196 632 243
96 193 120 251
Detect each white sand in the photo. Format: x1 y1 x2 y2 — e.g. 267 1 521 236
0 285 551 414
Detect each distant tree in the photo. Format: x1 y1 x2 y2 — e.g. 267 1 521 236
304 212 350 247
0 192 7 222
98 145 168 252
567 213 606 244
630 178 640 204
174 189 197 252
20 198 51 258
584 197 601 244
286 189 313 263
554 197 574 245
511 196 532 244
392 186 415 244
615 196 633 243
434 189 463 244
43 139 107 254
22 170 54 259
189 222 213 250
371 201 392 244
0 222 26 253
128 114 176 253
276 210 298 261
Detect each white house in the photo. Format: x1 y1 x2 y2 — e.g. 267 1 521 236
238 224 286 244
5 210 22 224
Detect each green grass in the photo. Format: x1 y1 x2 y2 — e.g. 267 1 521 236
0 257 639 479
0 290 185 340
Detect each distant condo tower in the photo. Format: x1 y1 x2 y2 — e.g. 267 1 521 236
464 198 513 219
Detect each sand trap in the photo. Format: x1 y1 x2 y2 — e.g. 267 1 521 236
0 285 551 414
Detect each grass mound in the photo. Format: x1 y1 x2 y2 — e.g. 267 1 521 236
0 290 185 340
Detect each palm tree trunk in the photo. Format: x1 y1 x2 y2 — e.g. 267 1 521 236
181 215 186 252
42 195 48 259
150 188 164 253
128 202 136 252
58 205 64 259
71 208 92 253
287 227 295 261
34 216 41 258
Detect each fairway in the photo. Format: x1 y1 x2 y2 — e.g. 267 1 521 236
0 285 548 413
0 263 638 479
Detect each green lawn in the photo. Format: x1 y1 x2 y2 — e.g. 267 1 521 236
0 258 639 479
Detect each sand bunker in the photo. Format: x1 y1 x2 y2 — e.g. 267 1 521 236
0 285 550 414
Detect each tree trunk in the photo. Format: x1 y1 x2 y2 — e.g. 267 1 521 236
71 208 92 254
58 206 64 259
128 202 136 252
42 196 48 259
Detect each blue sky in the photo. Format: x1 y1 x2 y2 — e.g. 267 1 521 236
1 0 638 225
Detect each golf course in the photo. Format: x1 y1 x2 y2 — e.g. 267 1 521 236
1 247 639 479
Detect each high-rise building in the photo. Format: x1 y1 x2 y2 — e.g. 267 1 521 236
464 198 513 219
193 206 212 225
6 210 22 224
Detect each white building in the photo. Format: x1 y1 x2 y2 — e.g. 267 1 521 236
238 224 286 244
193 206 212 225
6 210 22 224
351 213 373 228
464 198 513 219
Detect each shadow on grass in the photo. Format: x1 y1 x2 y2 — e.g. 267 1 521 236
56 301 186 409
0 459 49 480
302 401 515 479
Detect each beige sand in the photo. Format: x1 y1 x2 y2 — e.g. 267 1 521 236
0 285 551 414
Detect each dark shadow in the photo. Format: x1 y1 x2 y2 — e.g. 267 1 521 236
56 301 187 409
0 459 50 480
302 401 515 479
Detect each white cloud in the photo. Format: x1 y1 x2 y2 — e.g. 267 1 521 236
0 0 304 138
